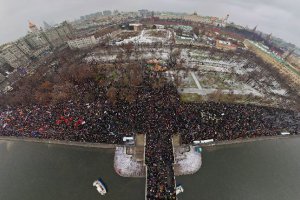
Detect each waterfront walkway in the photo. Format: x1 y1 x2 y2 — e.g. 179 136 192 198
145 133 177 199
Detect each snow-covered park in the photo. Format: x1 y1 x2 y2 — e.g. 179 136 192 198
116 29 172 45
83 31 293 108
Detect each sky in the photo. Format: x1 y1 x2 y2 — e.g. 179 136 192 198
0 0 299 47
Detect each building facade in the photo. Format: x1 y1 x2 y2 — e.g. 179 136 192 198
0 57 13 76
15 39 33 57
24 33 49 50
103 10 112 16
67 35 98 49
216 40 237 51
0 21 74 70
0 44 30 68
42 21 74 48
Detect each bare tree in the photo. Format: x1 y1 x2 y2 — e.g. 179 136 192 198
107 86 118 104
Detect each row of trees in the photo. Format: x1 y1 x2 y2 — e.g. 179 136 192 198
1 44 162 106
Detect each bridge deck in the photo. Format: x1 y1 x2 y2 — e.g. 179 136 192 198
145 134 177 199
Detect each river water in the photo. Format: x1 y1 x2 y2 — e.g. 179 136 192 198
1 138 300 200
177 137 300 200
0 140 145 200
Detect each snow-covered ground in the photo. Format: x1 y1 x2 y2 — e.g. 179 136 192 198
85 55 117 62
84 41 289 104
85 49 171 63
174 145 202 176
116 30 171 45
190 72 203 90
114 147 145 177
177 48 289 100
195 65 231 73
179 87 263 96
270 88 287 96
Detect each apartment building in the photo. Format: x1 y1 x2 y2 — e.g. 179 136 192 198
67 35 98 49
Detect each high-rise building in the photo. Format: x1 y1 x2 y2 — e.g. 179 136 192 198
0 44 30 68
24 33 49 50
42 28 63 47
266 33 272 41
15 39 32 58
103 10 112 16
28 21 39 33
67 35 97 49
0 73 5 83
252 25 258 32
0 57 9 76
41 21 74 48
0 57 6 67
0 56 14 76
138 9 151 18
113 10 120 15
43 21 52 30
0 21 74 68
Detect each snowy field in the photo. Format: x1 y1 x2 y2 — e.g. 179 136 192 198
175 48 289 104
84 30 291 107
114 147 145 177
116 29 172 45
85 48 171 63
174 145 202 176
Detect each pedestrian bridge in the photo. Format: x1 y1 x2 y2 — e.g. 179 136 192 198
113 134 202 199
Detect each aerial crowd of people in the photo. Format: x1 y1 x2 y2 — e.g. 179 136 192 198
0 73 299 199
146 131 176 199
1 19 300 200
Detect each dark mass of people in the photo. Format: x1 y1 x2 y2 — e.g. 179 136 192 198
0 78 299 200
146 131 176 199
141 85 178 199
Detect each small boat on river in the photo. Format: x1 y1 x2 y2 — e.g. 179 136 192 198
176 185 184 195
93 179 107 195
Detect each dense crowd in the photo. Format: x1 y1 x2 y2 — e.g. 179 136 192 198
2 98 298 144
140 85 178 199
0 99 134 144
0 78 299 199
146 131 176 199
179 102 300 143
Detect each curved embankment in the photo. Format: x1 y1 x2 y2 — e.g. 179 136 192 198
114 146 145 177
0 136 117 149
174 145 202 176
0 135 298 149
200 135 300 147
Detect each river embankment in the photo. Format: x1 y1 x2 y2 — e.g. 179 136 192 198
1 134 299 149
200 134 300 147
0 136 117 149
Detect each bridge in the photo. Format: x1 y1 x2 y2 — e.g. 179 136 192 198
114 134 202 199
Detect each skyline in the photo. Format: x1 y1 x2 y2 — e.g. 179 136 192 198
0 0 299 47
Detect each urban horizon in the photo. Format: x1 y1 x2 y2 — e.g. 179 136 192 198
1 3 300 47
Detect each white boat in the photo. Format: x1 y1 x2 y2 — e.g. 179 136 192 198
200 139 214 144
281 132 290 136
93 179 107 195
176 185 184 195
